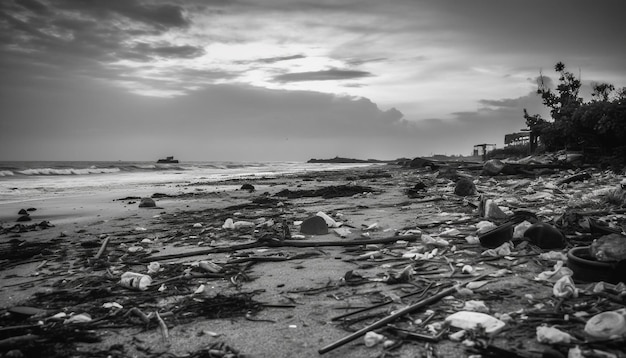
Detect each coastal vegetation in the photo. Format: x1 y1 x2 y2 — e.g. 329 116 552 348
523 62 626 163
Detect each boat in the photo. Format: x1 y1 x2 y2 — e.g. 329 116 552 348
157 156 179 163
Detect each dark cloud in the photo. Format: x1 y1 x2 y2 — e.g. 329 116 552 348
129 43 205 59
255 54 306 64
274 68 373 82
15 0 49 14
56 0 189 29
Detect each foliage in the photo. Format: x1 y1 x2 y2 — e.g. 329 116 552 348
524 62 626 161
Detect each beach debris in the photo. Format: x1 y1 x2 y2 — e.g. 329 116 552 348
523 222 566 249
138 197 156 208
333 227 352 238
319 284 460 354
482 159 505 176
479 198 508 220
558 171 591 185
481 241 512 257
147 261 161 274
240 183 255 192
223 218 235 229
119 272 152 291
199 260 222 273
444 311 505 335
274 184 375 199
535 261 573 282
536 326 575 344
63 313 92 324
300 215 328 235
406 181 427 198
454 177 476 196
584 310 626 339
364 331 386 347
316 211 341 228
552 275 578 298
590 233 626 261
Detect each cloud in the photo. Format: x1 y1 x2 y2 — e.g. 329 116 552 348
126 42 205 60
254 54 306 64
56 0 189 29
274 68 373 82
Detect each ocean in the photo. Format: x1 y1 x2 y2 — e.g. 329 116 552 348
0 160 376 205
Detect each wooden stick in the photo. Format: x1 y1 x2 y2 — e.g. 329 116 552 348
94 237 110 260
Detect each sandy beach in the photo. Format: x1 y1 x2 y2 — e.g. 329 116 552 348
1 161 625 358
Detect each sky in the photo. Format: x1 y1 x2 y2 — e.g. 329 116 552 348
1 0 625 162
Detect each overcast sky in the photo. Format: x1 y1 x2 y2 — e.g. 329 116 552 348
1 0 624 161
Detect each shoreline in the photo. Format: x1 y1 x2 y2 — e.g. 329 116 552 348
1 163 625 358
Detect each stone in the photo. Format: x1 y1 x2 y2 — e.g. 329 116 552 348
454 178 476 196
18 209 29 215
523 222 566 249
482 159 505 176
408 157 436 169
300 215 328 235
16 215 31 222
138 197 156 208
241 183 255 192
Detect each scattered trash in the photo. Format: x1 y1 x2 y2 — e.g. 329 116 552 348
536 325 575 344
444 311 506 335
584 310 626 339
119 272 152 291
364 331 386 347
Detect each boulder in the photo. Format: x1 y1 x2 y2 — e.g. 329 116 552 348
138 197 156 208
18 209 29 215
454 178 476 196
482 159 505 176
16 215 31 222
300 215 328 235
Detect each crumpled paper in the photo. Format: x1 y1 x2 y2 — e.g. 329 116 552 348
481 242 512 257
553 275 578 298
535 260 574 282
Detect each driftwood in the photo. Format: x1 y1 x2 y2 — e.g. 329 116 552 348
139 234 421 263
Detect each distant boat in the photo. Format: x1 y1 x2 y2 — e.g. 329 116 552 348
157 156 179 163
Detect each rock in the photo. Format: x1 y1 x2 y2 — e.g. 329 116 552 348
408 157 436 169
138 197 156 208
590 233 626 261
27 208 37 212
482 159 505 176
454 178 476 196
16 215 31 222
407 182 427 198
241 184 255 192
18 209 29 215
524 222 566 249
300 215 328 235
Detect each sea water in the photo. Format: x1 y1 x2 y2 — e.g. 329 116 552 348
0 161 375 205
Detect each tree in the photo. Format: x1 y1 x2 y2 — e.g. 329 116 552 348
524 62 626 161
